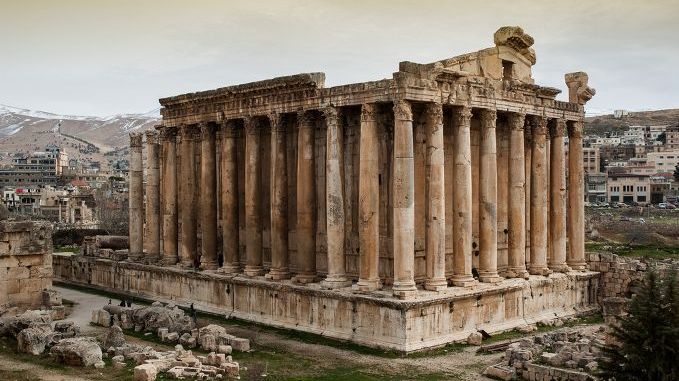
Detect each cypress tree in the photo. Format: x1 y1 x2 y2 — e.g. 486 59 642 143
598 269 678 381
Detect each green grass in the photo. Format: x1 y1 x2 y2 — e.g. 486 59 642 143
586 242 679 260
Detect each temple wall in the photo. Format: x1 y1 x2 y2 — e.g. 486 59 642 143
54 253 599 352
0 221 53 309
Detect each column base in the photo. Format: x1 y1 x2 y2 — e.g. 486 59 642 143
243 266 264 277
219 263 240 274
424 278 448 292
162 257 179 266
451 274 477 287
265 268 290 281
529 266 552 276
549 263 571 273
567 261 588 271
505 267 530 279
200 261 219 271
292 273 317 284
353 278 381 292
478 272 503 283
320 276 352 289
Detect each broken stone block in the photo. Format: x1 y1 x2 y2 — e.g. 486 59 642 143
42 289 62 308
220 362 240 377
103 325 126 348
483 364 515 381
50 337 103 367
467 331 483 346
17 325 52 355
217 345 232 355
133 363 158 381
516 324 537 333
199 333 217 351
165 332 179 343
230 337 250 352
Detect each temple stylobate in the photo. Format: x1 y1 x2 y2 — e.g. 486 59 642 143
122 26 599 351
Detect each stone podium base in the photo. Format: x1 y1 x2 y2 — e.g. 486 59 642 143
54 253 599 353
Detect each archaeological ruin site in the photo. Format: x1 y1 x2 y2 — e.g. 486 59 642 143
55 26 600 352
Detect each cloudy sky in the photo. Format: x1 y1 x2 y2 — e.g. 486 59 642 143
2 0 677 116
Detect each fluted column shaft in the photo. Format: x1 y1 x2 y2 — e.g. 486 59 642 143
220 122 240 273
129 133 144 261
451 107 476 287
322 107 351 288
524 128 532 265
179 126 198 268
144 131 161 261
161 128 178 265
267 113 290 280
549 120 570 272
567 121 587 270
392 100 417 298
507 113 529 278
423 102 447 291
529 117 551 275
478 109 501 283
356 103 380 291
294 111 317 284
244 118 263 276
200 123 218 270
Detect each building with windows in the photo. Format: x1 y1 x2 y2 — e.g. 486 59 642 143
607 173 650 204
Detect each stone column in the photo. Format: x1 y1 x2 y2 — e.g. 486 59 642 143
244 117 263 276
524 125 532 266
478 109 501 283
160 127 178 265
322 106 351 288
549 120 570 272
567 121 587 270
179 126 197 268
267 113 290 280
392 100 418 298
507 113 529 278
220 121 240 273
356 103 380 291
423 102 447 291
451 107 476 287
529 117 551 275
293 111 317 284
128 133 144 261
199 123 218 270
144 130 161 262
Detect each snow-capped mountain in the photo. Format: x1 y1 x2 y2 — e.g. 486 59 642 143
0 104 160 153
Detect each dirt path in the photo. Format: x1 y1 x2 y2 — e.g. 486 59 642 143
0 353 92 381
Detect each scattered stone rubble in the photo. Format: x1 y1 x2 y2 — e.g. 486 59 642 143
484 327 605 381
91 302 250 353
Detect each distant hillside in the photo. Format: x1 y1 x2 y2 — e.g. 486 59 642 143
585 109 679 136
0 105 160 168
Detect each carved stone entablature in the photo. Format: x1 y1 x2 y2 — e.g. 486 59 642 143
565 72 595 105
494 26 536 65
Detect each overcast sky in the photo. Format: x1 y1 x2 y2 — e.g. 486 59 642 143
2 0 677 116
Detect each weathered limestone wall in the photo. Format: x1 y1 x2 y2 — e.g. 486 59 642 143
0 221 53 309
587 252 679 301
54 253 598 352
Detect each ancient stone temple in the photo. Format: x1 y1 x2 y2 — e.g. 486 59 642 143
56 26 599 352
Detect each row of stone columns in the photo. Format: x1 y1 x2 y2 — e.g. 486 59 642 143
128 103 587 298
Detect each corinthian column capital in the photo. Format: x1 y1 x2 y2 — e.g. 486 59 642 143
479 109 497 130
453 106 472 127
360 103 377 123
508 113 526 131
550 119 567 138
567 120 584 139
393 100 412 121
159 126 177 141
130 132 143 147
244 117 260 135
529 116 548 135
